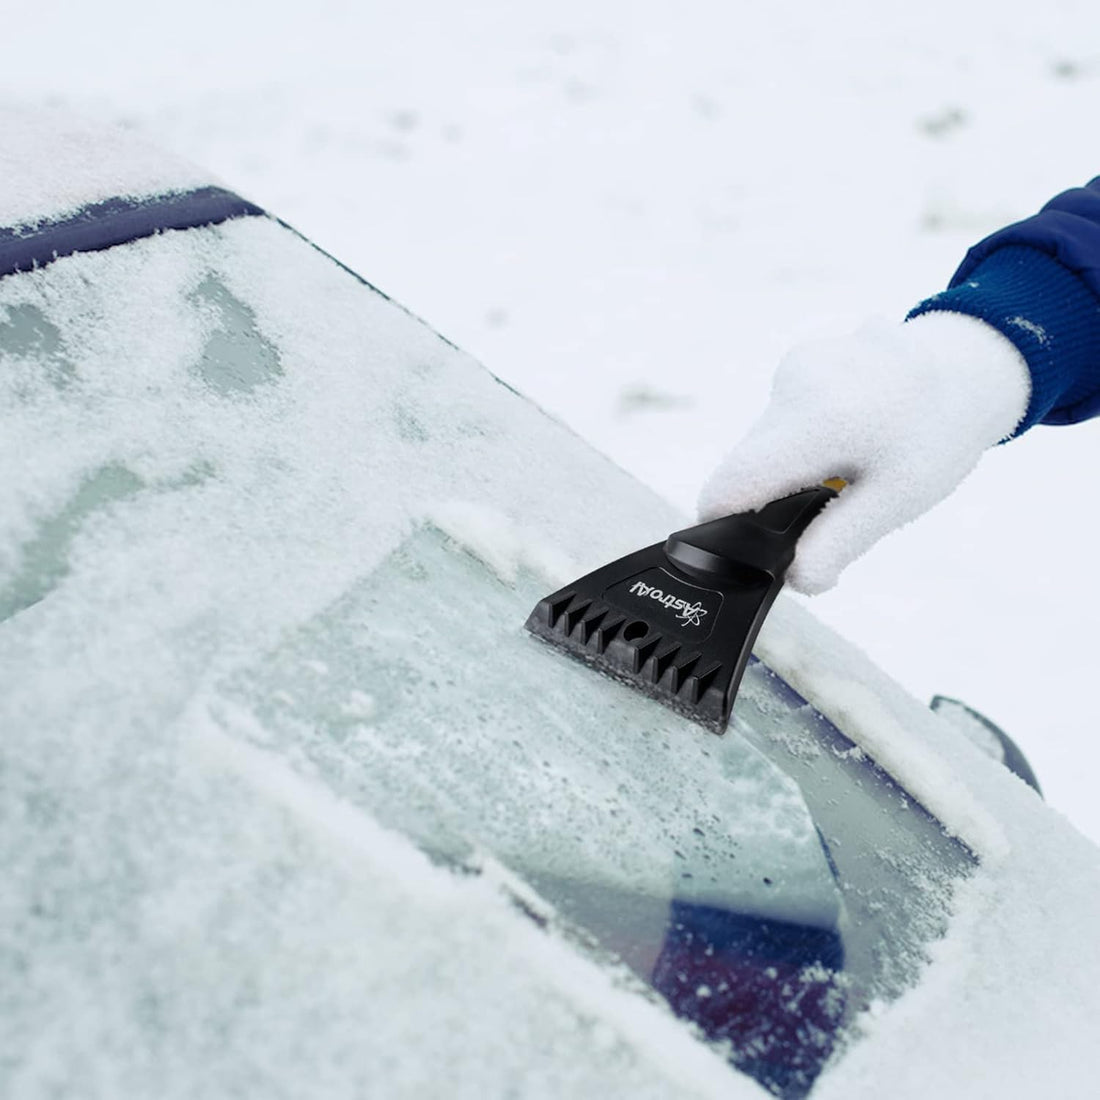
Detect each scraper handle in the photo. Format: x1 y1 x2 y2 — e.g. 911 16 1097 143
665 483 841 584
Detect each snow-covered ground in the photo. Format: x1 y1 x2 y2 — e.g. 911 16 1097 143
6 0 1100 845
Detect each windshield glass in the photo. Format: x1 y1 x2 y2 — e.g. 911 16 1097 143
214 522 973 1098
1 215 974 1099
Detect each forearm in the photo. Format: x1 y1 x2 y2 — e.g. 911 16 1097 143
908 178 1100 433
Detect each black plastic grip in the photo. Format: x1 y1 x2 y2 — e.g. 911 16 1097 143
665 486 838 583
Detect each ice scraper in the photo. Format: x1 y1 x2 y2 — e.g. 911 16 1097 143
525 481 844 733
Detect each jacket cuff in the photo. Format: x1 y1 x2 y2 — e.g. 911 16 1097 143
907 244 1100 433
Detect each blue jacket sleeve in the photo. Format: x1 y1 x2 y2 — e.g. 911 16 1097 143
908 178 1100 433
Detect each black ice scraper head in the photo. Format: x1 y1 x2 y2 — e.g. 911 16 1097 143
525 483 843 733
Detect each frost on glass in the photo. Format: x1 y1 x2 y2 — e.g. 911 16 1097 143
215 525 840 930
0 217 973 1100
212 521 972 1098
212 522 853 1096
0 303 75 389
188 274 282 394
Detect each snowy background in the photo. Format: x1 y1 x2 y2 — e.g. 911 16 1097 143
7 0 1100 845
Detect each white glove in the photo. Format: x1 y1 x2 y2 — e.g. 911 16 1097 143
697 312 1031 595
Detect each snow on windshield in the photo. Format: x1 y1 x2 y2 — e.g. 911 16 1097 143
212 519 840 929
0 212 950 1098
1 216 837 943
0 215 809 1099
4 214 1099 1100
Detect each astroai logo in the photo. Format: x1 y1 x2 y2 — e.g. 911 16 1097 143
628 580 708 627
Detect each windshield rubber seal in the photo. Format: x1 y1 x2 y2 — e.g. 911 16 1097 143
0 186 264 280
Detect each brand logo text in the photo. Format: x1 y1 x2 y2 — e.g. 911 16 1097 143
628 580 708 627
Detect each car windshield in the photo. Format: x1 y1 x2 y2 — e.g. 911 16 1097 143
215 522 972 1098
0 212 974 1099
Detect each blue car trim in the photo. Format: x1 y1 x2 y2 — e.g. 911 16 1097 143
0 186 264 280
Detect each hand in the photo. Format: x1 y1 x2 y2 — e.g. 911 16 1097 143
697 312 1031 594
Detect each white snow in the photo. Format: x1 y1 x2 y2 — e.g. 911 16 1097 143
758 598 1012 861
0 103 214 228
1006 315 1050 344
427 498 576 587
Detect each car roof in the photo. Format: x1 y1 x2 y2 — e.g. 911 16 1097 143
0 101 217 231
